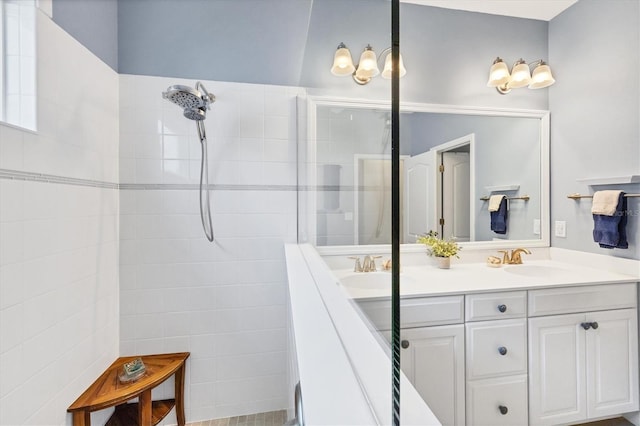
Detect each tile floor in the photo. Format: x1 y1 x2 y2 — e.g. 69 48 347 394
575 418 634 426
188 411 633 426
187 410 287 426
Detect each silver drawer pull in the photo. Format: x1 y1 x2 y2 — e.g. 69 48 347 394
497 304 507 313
498 405 508 415
498 346 508 356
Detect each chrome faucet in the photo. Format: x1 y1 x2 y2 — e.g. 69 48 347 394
498 248 531 264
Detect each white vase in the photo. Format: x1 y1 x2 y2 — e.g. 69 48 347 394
435 256 451 269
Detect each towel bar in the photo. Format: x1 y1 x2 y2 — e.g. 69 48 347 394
567 193 640 200
480 195 530 201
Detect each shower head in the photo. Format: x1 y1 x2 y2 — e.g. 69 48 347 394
162 82 216 120
184 107 207 121
163 85 206 109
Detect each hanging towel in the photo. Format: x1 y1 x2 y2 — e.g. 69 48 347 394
591 190 623 216
593 191 628 249
490 196 508 234
488 194 505 212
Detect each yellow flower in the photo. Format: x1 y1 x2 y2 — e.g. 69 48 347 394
416 230 461 258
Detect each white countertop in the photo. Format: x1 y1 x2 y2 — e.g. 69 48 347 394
332 259 639 300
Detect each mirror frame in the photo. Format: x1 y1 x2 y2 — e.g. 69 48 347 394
305 95 550 254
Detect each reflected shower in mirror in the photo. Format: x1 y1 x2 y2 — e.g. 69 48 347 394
307 98 549 247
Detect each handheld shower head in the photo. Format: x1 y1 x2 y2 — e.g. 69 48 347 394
184 107 207 121
163 83 216 120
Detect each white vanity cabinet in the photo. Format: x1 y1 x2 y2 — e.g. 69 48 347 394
465 291 529 426
355 280 639 426
528 284 639 426
365 295 466 426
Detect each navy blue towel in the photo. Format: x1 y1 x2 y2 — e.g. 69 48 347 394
593 192 628 249
491 197 508 234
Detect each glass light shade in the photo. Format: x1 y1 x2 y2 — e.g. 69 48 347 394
356 46 379 78
486 59 510 87
331 45 355 76
529 63 555 89
509 60 531 88
353 66 372 85
381 52 407 79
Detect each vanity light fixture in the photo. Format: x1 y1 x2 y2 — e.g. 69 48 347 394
331 42 406 85
487 57 555 94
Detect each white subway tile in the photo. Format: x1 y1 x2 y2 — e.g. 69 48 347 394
239 113 264 139
134 338 165 355
263 139 296 163
264 115 290 140
189 357 217 384
189 310 218 335
163 134 191 159
163 159 191 184
0 304 23 354
190 382 217 408
0 180 23 223
0 345 23 398
0 222 23 266
134 134 163 159
0 263 24 309
136 159 163 184
163 288 192 312
163 312 190 337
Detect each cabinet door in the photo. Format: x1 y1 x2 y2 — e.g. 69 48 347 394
529 313 587 426
401 325 465 426
587 308 639 418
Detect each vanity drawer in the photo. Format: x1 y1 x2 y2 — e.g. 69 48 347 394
528 283 637 317
466 319 527 379
466 375 528 426
466 291 527 322
357 295 464 331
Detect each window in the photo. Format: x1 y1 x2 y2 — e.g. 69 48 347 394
1 0 35 130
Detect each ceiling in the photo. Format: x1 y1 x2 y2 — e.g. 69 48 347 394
401 0 579 21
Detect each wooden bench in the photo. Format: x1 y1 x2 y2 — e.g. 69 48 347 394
68 352 190 426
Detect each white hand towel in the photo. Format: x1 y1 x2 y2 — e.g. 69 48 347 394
591 190 623 216
488 194 505 212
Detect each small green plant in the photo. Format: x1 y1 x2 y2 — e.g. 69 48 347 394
416 230 461 258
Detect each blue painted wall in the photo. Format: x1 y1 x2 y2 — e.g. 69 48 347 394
117 0 313 86
549 0 640 259
52 0 118 71
51 0 548 109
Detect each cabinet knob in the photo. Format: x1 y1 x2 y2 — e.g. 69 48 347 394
401 340 410 349
498 405 508 415
590 321 599 330
498 346 508 356
497 304 507 313
581 322 591 330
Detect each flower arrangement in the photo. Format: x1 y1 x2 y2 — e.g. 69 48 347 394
416 230 461 258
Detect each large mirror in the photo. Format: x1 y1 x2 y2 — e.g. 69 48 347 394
305 97 550 248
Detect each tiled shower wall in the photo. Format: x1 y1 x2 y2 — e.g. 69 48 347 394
118 75 300 421
0 9 119 426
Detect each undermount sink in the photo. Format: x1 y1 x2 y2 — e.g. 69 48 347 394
339 272 414 290
504 264 572 277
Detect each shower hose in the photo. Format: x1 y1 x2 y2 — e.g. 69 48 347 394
196 120 215 242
